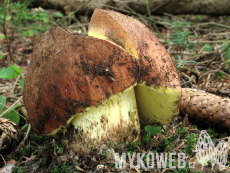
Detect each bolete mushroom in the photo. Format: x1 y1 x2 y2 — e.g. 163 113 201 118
23 9 181 153
88 9 181 125
23 27 140 152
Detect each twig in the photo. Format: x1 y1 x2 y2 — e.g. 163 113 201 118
11 75 21 94
206 43 230 68
48 20 59 27
0 154 6 165
68 23 89 29
204 32 230 37
145 0 152 20
172 141 185 152
53 139 57 156
66 0 91 25
15 123 31 153
107 164 111 173
162 168 175 173
193 51 216 61
181 75 196 86
173 114 188 149
133 165 141 173
135 144 142 153
198 44 207 54
0 96 23 118
75 166 84 172
164 13 186 22
203 70 230 78
162 40 225 45
225 59 230 64
17 112 27 121
189 40 225 44
187 22 230 30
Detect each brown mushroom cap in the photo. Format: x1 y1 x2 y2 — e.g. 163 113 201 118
23 27 138 135
88 9 181 89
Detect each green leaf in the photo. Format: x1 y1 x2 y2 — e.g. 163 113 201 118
205 44 212 52
23 31 29 36
0 67 14 79
0 35 5 39
23 30 34 36
4 110 20 125
5 14 12 21
22 124 28 132
183 60 199 64
43 17 49 23
7 65 22 79
19 78 25 93
54 12 64 18
29 30 34 36
177 55 182 63
13 65 22 74
195 15 202 21
144 125 161 135
0 95 6 111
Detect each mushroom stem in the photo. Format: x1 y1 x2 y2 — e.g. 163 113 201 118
135 84 181 126
61 87 140 152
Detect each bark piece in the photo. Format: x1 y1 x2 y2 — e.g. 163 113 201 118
31 0 230 15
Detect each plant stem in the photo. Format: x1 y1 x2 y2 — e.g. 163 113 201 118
9 0 28 45
66 0 91 25
145 0 152 20
2 0 16 63
145 0 162 37
2 0 28 64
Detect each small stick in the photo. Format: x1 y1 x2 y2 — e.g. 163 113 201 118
11 76 21 94
133 165 141 173
107 164 111 173
162 168 175 173
0 154 6 165
0 96 23 118
15 123 31 153
53 139 57 156
172 141 185 152
173 114 188 149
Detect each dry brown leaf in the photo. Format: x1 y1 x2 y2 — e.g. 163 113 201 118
0 160 16 173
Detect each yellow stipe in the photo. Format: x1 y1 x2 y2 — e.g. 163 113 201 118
135 84 181 125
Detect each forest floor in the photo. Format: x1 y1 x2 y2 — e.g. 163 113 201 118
0 2 230 173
